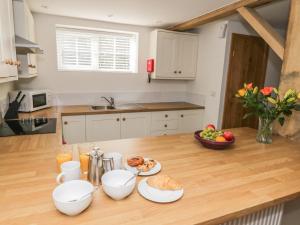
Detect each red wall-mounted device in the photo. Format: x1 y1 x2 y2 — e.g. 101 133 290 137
147 59 154 73
147 59 154 83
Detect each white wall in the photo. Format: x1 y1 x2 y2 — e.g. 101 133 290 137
186 21 228 127
17 13 188 105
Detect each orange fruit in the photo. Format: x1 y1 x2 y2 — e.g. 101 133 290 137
215 136 226 142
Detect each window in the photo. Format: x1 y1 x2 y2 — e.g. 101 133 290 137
56 25 138 73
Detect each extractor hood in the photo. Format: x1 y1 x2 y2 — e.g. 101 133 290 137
15 35 43 55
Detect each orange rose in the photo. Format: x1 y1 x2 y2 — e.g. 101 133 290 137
238 89 246 97
260 87 273 96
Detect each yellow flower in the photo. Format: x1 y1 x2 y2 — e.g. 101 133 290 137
273 88 278 94
284 89 295 99
253 86 258 94
287 97 296 103
297 92 300 99
267 97 277 104
238 89 246 97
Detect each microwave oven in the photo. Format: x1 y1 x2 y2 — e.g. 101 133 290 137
9 90 52 112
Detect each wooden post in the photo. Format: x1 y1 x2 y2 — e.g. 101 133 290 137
277 0 300 140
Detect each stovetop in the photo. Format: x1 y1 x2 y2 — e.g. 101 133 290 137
0 118 57 137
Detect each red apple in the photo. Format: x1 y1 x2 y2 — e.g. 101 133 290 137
206 124 215 130
223 131 234 141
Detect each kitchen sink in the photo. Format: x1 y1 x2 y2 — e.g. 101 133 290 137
91 103 144 111
91 105 116 110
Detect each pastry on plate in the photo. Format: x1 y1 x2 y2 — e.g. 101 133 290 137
137 159 157 172
147 174 182 191
127 156 144 167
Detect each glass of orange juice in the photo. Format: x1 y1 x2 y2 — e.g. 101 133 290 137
56 150 73 172
79 146 91 174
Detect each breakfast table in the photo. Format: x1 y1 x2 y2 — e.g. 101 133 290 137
1 108 300 225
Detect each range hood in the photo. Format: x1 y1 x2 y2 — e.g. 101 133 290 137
15 35 43 55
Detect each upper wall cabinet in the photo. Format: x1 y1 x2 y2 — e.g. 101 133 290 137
13 0 38 78
0 0 18 82
150 29 198 80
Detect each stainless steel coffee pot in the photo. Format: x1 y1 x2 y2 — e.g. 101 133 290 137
87 147 114 186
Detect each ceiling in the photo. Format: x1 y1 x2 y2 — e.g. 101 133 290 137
27 0 290 29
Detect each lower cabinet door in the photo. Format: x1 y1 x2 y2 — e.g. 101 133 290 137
121 113 151 139
62 115 86 144
86 114 121 142
178 110 204 133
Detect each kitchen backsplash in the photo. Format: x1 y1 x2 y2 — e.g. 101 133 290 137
52 91 205 106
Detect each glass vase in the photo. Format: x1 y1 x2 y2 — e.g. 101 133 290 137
256 117 273 144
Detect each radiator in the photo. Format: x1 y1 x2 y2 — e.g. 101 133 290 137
220 204 284 225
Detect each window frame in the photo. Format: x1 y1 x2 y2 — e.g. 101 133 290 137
55 24 139 74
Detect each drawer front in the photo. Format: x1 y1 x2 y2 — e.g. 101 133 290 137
151 119 178 131
151 111 178 121
151 129 178 136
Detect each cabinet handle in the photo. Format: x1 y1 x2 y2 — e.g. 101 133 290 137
122 118 126 121
116 118 120 122
164 124 167 128
64 121 68 125
178 70 182 74
181 114 184 118
9 59 14 65
165 114 168 118
174 71 177 74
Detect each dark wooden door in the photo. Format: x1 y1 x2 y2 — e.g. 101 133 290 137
222 33 269 129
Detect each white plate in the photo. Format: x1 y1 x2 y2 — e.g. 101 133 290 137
138 178 184 203
125 158 161 176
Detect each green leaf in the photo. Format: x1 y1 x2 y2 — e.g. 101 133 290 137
278 117 285 126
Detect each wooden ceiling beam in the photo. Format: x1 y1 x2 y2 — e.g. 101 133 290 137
237 6 285 59
168 0 274 31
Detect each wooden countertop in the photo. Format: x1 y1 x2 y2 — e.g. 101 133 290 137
0 104 300 225
59 102 205 116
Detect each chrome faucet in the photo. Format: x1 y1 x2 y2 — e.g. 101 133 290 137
101 96 115 108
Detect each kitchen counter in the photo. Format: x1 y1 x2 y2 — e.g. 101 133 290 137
60 102 205 116
1 105 300 225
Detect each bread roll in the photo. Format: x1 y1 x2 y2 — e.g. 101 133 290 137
147 174 182 191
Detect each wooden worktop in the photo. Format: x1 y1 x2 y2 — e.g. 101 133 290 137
59 102 205 116
0 104 300 225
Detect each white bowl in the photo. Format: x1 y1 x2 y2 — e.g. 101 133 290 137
101 170 136 200
52 180 94 216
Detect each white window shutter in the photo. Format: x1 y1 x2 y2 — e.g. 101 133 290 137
56 26 138 73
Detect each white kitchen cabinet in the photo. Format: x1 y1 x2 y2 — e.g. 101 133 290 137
62 116 86 144
150 111 179 135
154 32 178 78
86 114 121 142
0 0 18 80
178 35 199 79
178 109 204 133
13 0 38 78
62 109 204 144
121 113 151 139
150 29 198 80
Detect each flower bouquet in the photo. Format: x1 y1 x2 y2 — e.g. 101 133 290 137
236 83 300 144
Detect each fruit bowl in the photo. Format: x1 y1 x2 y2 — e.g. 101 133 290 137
194 130 235 150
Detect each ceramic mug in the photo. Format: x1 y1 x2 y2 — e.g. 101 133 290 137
56 161 81 184
104 152 123 170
